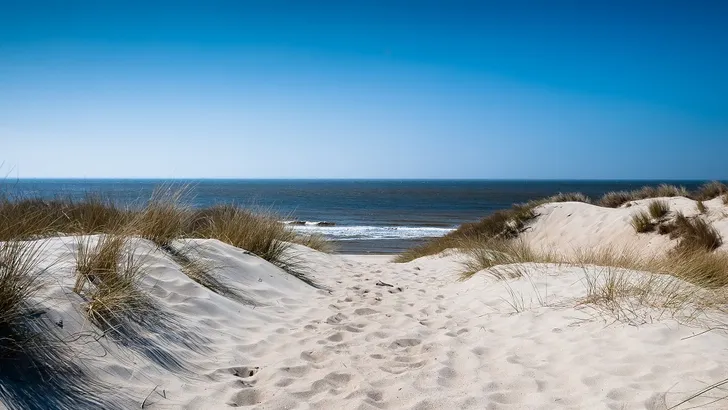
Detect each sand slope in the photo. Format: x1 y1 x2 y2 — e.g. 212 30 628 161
3 226 728 409
524 196 728 256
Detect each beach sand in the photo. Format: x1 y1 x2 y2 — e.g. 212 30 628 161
4 197 728 409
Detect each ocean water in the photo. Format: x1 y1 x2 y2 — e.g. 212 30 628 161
0 179 713 254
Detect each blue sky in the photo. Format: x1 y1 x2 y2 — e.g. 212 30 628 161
1 0 727 179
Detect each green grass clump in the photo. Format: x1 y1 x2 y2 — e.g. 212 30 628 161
647 199 670 220
630 210 655 233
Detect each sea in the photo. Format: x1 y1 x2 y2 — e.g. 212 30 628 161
0 179 714 254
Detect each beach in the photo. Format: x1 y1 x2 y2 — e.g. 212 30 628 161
2 192 728 409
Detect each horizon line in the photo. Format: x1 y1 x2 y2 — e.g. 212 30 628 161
3 177 726 182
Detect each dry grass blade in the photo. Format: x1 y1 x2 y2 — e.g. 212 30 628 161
581 267 631 306
668 378 728 410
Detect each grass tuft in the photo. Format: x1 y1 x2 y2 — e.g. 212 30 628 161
598 185 688 208
0 241 47 340
630 210 655 233
647 199 670 220
73 235 147 329
544 192 591 204
598 191 633 208
131 187 191 247
191 205 308 275
671 213 723 253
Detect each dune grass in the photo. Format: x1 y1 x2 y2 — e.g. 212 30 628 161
461 234 728 289
630 210 655 233
291 233 335 253
647 199 670 220
0 185 331 287
670 213 723 253
0 241 47 348
73 235 148 329
694 181 728 201
696 200 707 214
192 205 295 265
539 192 591 204
395 205 537 262
131 188 191 248
461 239 559 280
597 184 689 208
398 182 728 262
0 195 129 241
598 191 633 208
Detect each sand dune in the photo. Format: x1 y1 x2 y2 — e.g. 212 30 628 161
524 196 728 256
3 197 728 409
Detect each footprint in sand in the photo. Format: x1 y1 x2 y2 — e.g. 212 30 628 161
354 307 378 316
327 332 345 342
389 338 422 349
226 366 260 379
227 388 263 407
300 350 327 363
279 364 311 378
326 313 348 324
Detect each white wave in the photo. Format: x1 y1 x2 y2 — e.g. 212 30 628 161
290 225 454 240
283 220 334 226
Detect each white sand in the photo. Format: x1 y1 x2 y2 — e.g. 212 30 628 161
524 196 728 257
4 197 728 409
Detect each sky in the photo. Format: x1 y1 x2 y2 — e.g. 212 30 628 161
1 0 727 179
